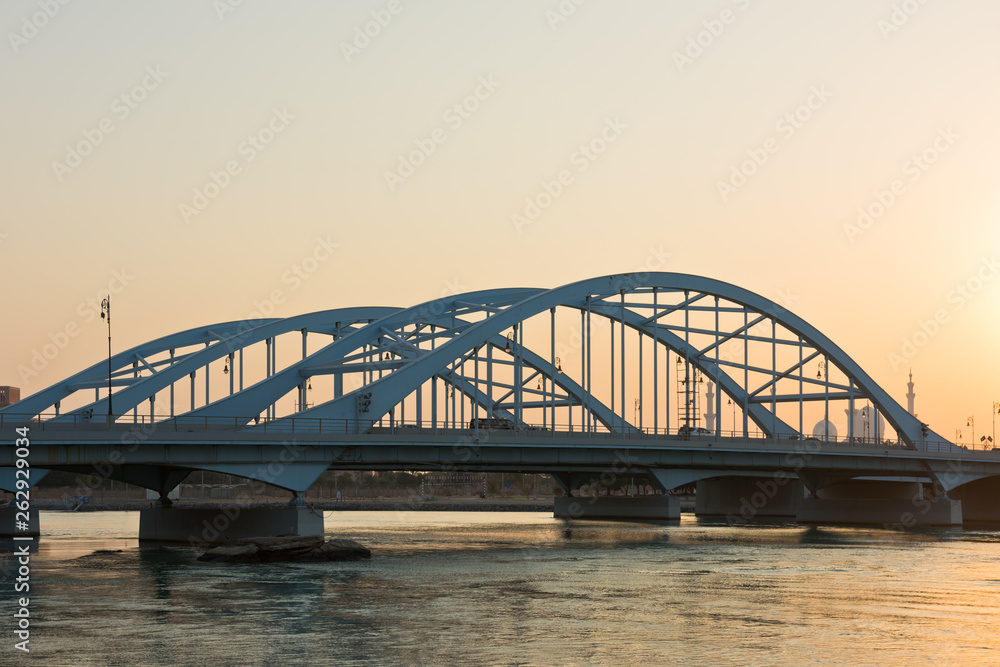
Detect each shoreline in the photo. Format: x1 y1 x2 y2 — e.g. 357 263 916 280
29 498 558 513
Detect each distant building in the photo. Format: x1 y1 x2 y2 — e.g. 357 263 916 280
906 369 916 416
0 386 20 408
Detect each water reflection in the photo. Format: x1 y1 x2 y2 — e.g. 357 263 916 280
5 511 1000 664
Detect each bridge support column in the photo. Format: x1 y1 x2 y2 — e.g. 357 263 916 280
948 478 1000 525
554 495 679 520
695 477 802 521
138 507 324 545
795 480 962 527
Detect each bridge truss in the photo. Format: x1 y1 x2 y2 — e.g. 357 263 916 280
2 274 945 451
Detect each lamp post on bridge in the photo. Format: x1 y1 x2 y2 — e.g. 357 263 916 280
100 297 113 418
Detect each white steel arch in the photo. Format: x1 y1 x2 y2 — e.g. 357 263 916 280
1 273 950 451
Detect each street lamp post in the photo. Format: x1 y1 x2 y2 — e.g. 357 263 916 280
100 297 113 418
967 416 975 449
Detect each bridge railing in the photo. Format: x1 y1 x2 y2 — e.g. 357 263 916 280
0 411 985 455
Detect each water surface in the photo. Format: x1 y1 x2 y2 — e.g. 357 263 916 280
2 511 999 665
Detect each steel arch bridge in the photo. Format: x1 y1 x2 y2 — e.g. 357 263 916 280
2 273 951 452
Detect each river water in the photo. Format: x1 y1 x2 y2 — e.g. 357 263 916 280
2 511 1000 665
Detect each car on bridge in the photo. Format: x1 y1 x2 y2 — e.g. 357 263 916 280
678 425 712 437
469 417 514 430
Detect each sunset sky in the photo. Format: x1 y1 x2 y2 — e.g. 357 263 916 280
2 0 998 441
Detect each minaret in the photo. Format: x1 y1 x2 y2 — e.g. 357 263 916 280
704 383 716 431
906 369 916 416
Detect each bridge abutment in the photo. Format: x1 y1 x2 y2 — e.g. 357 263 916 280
553 495 679 520
138 506 324 544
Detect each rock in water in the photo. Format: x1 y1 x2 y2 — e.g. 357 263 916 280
198 535 370 563
293 538 371 562
197 543 260 563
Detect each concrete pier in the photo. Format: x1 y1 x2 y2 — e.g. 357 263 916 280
695 477 802 520
796 480 962 526
0 507 39 537
796 497 962 527
138 507 324 544
554 495 679 520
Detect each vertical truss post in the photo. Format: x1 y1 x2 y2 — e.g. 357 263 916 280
742 309 749 438
653 287 658 434
133 360 139 423
771 320 777 442
203 343 210 412
714 296 721 437
265 338 272 420
620 290 626 433
610 309 615 430
585 298 591 432
169 349 175 417
432 374 438 433
638 328 643 432
824 355 830 441
684 291 690 429
300 328 307 411
549 307 556 430
515 323 522 428
798 336 804 437
486 341 493 419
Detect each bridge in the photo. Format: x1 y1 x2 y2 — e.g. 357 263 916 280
3 273 999 541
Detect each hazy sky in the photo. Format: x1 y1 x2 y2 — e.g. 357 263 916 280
2 0 998 440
